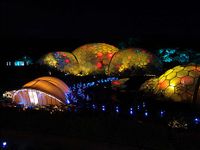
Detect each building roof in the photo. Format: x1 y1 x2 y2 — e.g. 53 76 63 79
23 76 69 103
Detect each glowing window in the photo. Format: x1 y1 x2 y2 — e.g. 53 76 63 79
6 61 11 66
28 90 39 105
14 61 25 66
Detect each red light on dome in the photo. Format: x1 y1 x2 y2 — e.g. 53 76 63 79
96 62 102 69
112 81 121 86
97 52 103 58
107 53 113 58
181 76 194 85
63 53 67 57
65 59 70 63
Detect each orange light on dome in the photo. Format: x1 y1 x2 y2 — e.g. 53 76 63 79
158 80 169 89
97 52 103 58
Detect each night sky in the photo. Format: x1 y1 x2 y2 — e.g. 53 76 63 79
1 1 200 57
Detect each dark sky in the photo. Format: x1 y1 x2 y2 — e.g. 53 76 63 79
1 1 200 53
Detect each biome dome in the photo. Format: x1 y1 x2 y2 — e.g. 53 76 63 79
108 48 162 75
140 64 200 103
41 51 79 75
72 43 119 75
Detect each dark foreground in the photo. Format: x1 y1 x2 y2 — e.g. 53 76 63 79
1 107 200 150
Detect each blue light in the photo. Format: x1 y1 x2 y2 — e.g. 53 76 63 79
159 49 164 54
137 105 140 111
115 106 119 113
130 110 133 115
2 142 7 148
158 48 191 64
144 111 148 117
66 99 70 104
86 95 90 101
14 61 25 66
129 107 134 115
160 110 165 117
92 104 96 109
194 117 200 124
102 105 106 112
142 102 146 108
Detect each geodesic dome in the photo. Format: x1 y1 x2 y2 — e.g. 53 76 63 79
108 48 162 75
12 76 70 106
72 43 119 75
41 51 79 75
140 65 200 103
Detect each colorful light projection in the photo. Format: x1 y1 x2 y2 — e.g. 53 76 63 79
157 48 190 64
41 52 79 75
108 48 161 75
72 43 119 75
140 65 200 103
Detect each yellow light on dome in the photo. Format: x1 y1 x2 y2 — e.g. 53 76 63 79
140 64 200 103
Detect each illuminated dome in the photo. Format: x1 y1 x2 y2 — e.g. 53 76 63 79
41 51 79 75
12 76 70 106
140 78 159 93
140 65 200 103
72 43 119 75
108 48 162 75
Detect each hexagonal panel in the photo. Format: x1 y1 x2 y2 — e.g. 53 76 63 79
170 77 181 86
177 70 189 77
166 72 177 80
159 76 166 83
189 70 200 78
164 69 173 76
165 86 175 97
158 80 169 90
172 66 184 72
181 76 194 85
184 66 196 71
159 74 165 80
